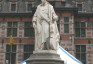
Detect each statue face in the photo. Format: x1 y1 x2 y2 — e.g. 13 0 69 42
41 0 46 4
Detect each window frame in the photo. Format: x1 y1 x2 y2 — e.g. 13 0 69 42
75 21 86 38
63 16 70 34
23 44 34 60
7 21 18 37
26 2 32 12
5 44 17 64
75 45 86 64
10 2 17 12
76 2 83 12
24 21 34 37
91 22 93 37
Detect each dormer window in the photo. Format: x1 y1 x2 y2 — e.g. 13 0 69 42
27 4 32 11
77 4 82 11
10 3 17 12
11 4 16 11
55 1 65 8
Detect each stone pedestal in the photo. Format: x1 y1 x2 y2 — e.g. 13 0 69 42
26 50 64 64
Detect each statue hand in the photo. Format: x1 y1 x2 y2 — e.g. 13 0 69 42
47 19 51 24
33 23 36 28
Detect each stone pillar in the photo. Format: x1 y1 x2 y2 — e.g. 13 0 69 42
16 45 23 64
26 50 64 64
0 44 5 64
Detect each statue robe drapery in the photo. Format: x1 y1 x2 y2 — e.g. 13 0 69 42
32 3 60 51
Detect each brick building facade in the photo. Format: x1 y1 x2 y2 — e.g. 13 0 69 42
0 0 93 64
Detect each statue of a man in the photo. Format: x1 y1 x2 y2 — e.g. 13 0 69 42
32 0 60 51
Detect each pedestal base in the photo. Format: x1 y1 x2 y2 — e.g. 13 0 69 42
26 50 64 64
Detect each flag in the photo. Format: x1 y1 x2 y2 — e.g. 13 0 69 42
10 35 15 45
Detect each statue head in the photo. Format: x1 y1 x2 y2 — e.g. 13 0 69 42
41 0 47 4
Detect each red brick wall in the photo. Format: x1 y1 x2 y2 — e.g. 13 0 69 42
0 38 34 44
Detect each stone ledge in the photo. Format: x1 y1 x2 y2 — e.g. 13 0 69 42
26 52 64 64
33 50 57 54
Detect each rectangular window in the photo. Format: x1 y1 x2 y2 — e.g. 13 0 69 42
6 45 16 64
75 22 86 37
91 22 93 37
6 0 9 2
11 4 16 11
24 44 34 60
24 22 34 37
55 1 65 7
77 4 82 11
22 0 25 2
27 4 32 11
64 17 69 33
61 2 65 7
75 45 86 64
0 22 1 36
7 22 18 37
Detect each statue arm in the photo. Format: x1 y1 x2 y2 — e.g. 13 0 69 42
52 6 58 21
32 11 37 28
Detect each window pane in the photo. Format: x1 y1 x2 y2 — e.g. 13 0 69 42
61 2 65 7
24 45 34 52
13 22 17 27
24 53 31 60
6 45 16 64
76 53 80 60
24 45 34 60
81 28 86 37
25 22 31 28
24 28 30 37
24 22 34 37
55 2 61 7
64 24 69 33
11 4 16 11
6 45 11 52
28 4 32 11
11 53 16 64
7 28 12 37
75 22 80 28
75 45 86 64
6 0 9 2
12 45 16 52
22 0 25 2
81 22 85 27
6 53 10 64
7 22 18 37
29 28 34 37
75 28 80 37
64 17 69 23
81 45 86 52
76 45 80 52
13 28 17 37
81 53 86 64
8 22 12 27
81 53 86 60
77 4 82 11
92 22 93 27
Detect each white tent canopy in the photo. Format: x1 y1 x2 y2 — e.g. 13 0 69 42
19 46 83 64
57 46 83 64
